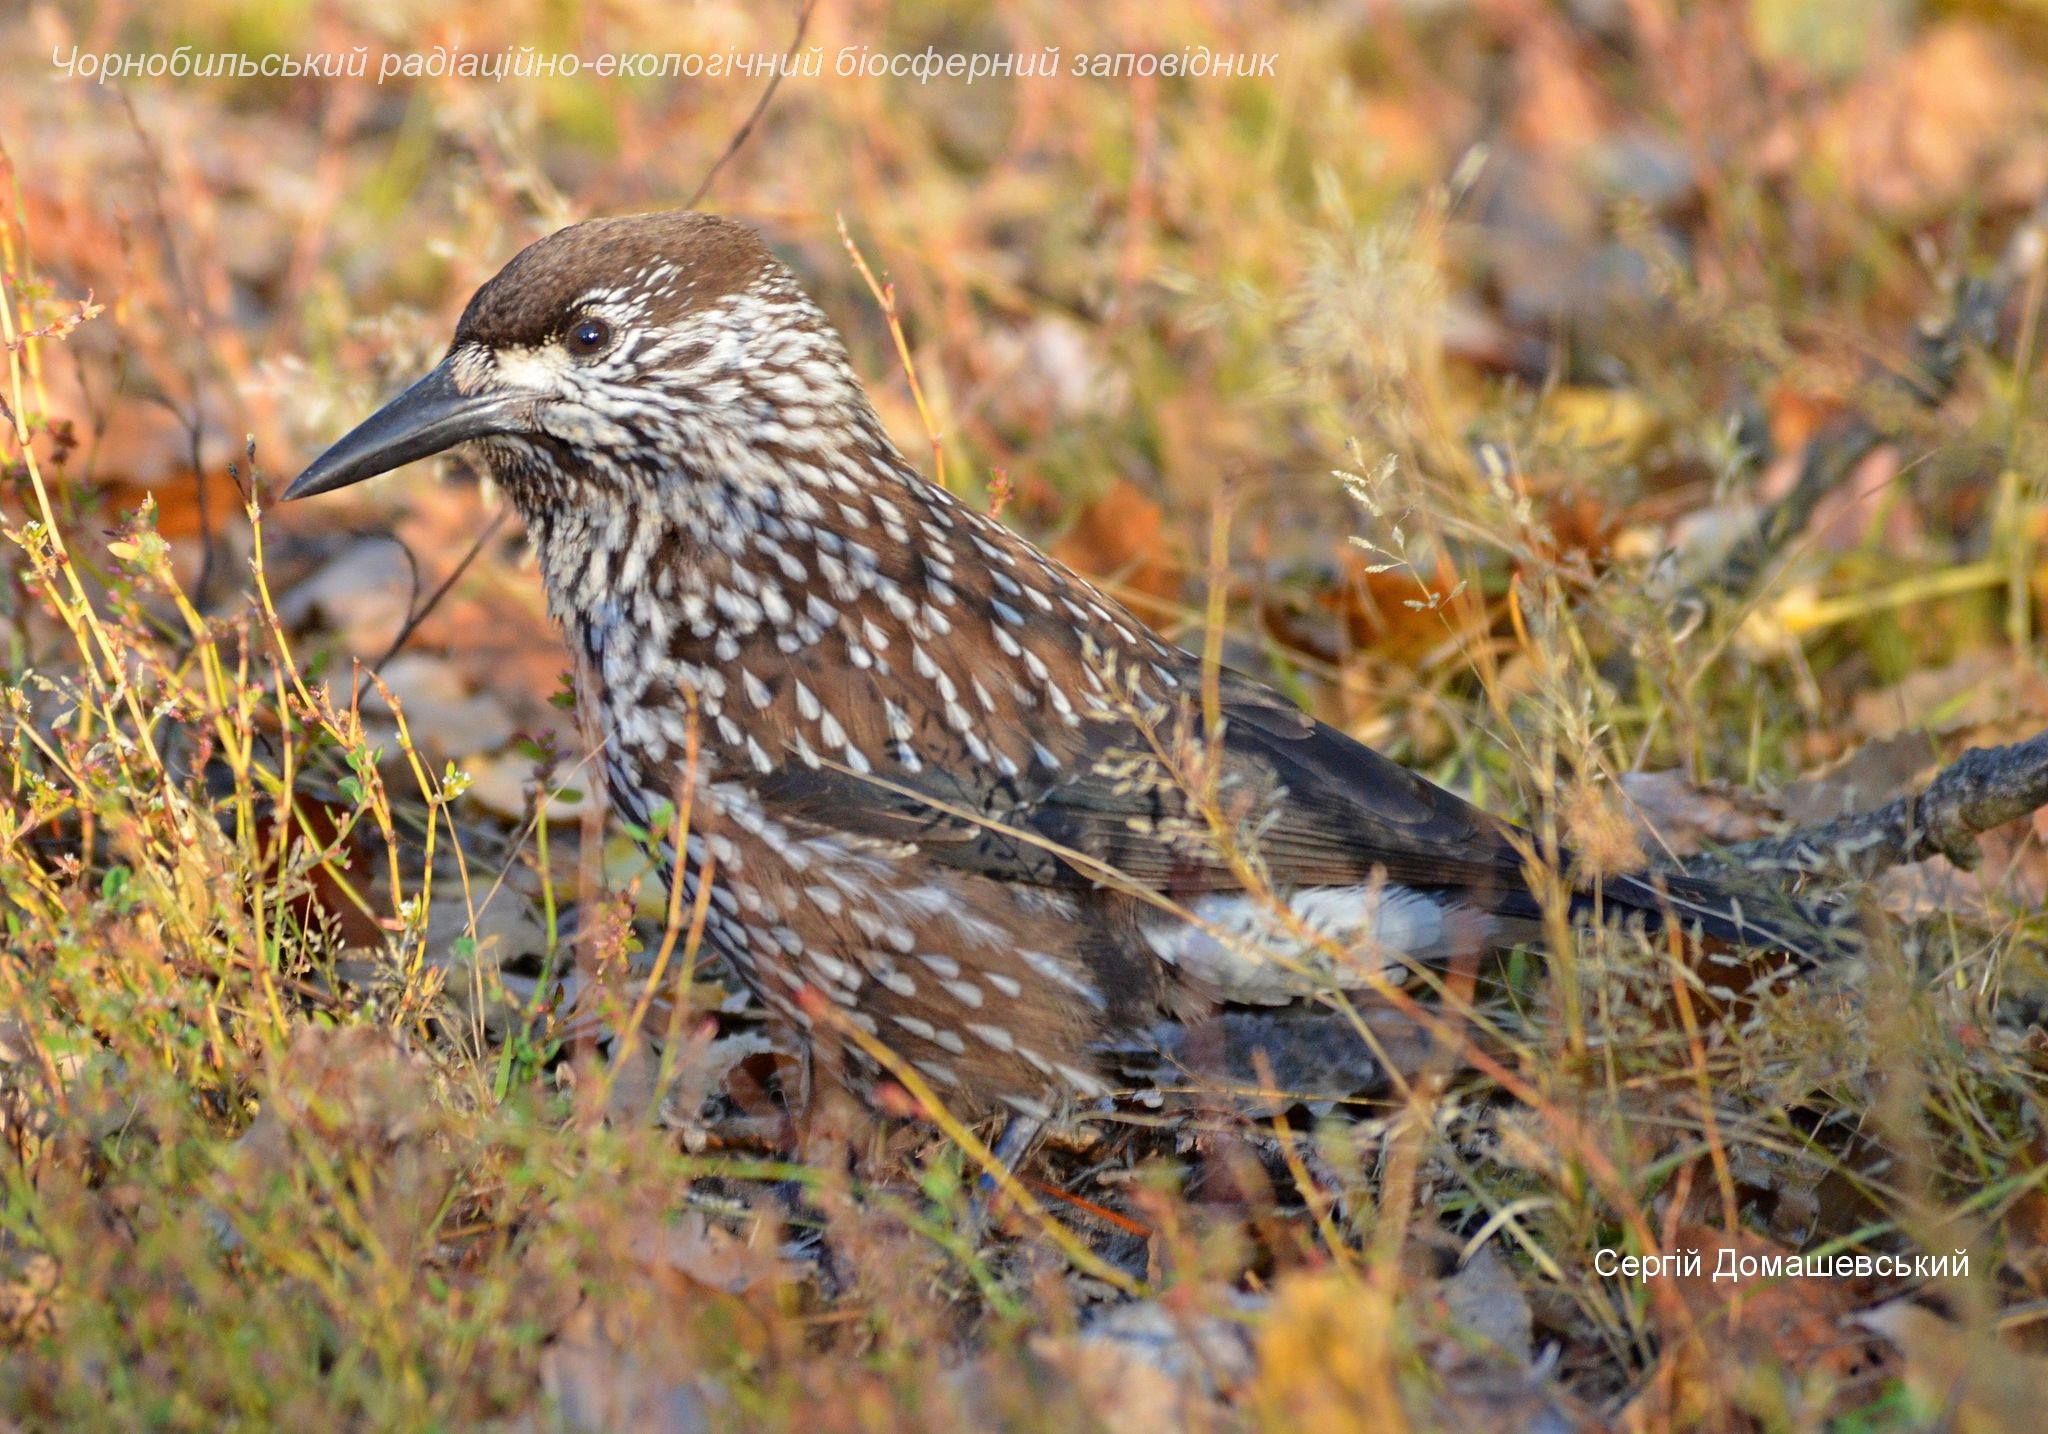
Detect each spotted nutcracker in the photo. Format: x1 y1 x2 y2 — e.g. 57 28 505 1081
289 212 1811 1132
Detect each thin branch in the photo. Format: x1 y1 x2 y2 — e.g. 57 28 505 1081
684 0 819 210
1685 726 2048 883
1709 205 2044 595
372 501 510 673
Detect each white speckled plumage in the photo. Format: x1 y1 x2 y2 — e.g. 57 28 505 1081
301 211 1814 1116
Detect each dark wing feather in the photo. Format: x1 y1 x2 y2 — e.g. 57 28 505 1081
1188 673 1529 891
744 653 1830 960
751 656 1534 899
720 468 1827 958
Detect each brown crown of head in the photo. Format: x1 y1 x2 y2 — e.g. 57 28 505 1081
455 211 783 349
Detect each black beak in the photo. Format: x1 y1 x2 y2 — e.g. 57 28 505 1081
284 357 527 501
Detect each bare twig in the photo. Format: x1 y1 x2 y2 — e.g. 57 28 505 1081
372 502 510 674
837 217 949 490
1686 726 2048 883
684 0 819 210
1711 206 2045 595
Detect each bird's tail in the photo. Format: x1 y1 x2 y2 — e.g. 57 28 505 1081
1590 866 1858 971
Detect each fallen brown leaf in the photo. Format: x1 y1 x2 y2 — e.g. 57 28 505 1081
1619 770 1781 856
1052 477 1185 604
1623 1223 1888 1429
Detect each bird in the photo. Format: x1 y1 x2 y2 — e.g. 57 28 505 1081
287 211 1816 1137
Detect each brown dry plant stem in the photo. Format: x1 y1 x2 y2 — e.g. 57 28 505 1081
684 0 820 210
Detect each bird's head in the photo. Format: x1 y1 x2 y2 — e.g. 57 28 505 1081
285 211 873 511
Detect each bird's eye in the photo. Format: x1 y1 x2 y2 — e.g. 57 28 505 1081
565 316 613 358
